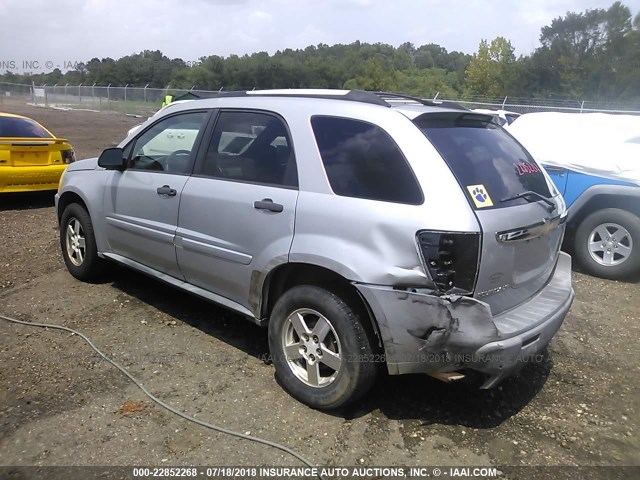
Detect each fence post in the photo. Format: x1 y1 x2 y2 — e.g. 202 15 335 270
43 83 48 107
78 83 83 103
107 83 111 102
53 84 57 105
502 96 508 109
144 84 149 103
92 83 96 105
580 100 585 113
124 84 129 113
64 83 68 99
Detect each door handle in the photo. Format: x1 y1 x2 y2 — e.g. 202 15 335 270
254 198 283 213
157 185 177 196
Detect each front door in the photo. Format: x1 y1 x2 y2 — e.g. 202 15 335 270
103 110 210 278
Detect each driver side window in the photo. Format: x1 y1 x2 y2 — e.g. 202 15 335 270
129 111 207 173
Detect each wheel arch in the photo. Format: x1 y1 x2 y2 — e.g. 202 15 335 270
567 186 640 231
57 190 90 223
260 262 384 351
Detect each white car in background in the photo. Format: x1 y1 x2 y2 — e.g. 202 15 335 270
127 100 194 137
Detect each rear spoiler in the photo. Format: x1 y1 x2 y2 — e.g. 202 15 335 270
0 137 69 145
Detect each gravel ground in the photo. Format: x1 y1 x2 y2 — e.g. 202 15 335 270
0 101 638 479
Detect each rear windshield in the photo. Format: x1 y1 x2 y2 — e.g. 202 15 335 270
0 117 52 138
415 112 550 209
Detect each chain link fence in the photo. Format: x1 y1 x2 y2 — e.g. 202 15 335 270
437 93 640 115
1 81 639 117
0 82 210 117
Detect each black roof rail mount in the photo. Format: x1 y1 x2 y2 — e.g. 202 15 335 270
374 91 429 104
373 92 467 110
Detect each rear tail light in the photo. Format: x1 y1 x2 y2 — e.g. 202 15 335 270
417 231 481 294
62 149 76 164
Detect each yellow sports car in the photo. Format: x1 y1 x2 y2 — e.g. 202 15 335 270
0 112 75 193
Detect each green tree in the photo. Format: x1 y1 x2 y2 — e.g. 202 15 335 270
464 37 516 96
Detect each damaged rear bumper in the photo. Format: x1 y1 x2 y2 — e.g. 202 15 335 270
355 252 574 388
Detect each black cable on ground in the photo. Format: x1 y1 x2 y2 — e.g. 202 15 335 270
0 313 323 480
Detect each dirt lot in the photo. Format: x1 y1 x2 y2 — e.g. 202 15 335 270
0 101 638 479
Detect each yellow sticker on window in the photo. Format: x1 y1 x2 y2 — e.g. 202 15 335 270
466 184 494 208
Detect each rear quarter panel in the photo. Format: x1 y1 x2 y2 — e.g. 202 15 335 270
281 102 480 287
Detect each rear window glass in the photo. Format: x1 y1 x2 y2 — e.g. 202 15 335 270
311 116 423 205
0 117 52 138
415 113 550 208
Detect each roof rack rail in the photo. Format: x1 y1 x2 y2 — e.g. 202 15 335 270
191 89 467 109
192 89 387 106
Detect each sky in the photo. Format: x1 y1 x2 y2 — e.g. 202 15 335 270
0 0 636 73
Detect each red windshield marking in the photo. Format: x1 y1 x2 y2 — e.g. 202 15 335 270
515 162 541 176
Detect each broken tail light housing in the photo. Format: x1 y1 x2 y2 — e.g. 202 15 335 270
61 149 76 164
417 231 481 294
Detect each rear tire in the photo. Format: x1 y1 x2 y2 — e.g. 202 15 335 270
60 203 106 281
268 285 378 410
573 208 640 280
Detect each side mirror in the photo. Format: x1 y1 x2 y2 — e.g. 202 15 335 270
98 147 126 170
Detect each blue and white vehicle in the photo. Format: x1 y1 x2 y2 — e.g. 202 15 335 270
508 112 640 280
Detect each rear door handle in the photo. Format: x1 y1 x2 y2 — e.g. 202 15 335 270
254 198 283 213
157 185 177 196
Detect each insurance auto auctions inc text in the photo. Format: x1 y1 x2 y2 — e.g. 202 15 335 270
255 466 499 478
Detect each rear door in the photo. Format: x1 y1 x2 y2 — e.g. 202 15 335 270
103 110 210 278
176 110 298 311
416 113 565 315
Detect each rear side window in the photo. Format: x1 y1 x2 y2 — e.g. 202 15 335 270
415 113 550 209
311 116 422 205
199 110 297 187
0 117 51 138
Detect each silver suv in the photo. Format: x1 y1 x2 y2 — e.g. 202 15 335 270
56 90 574 409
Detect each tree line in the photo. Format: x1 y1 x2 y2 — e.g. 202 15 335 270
2 1 638 101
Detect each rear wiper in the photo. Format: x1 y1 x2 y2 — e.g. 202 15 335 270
500 191 556 212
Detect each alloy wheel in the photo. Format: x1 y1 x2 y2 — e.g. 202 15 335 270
588 222 633 266
281 308 342 388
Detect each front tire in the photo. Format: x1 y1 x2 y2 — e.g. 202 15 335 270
268 285 378 410
573 208 640 280
60 203 105 281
